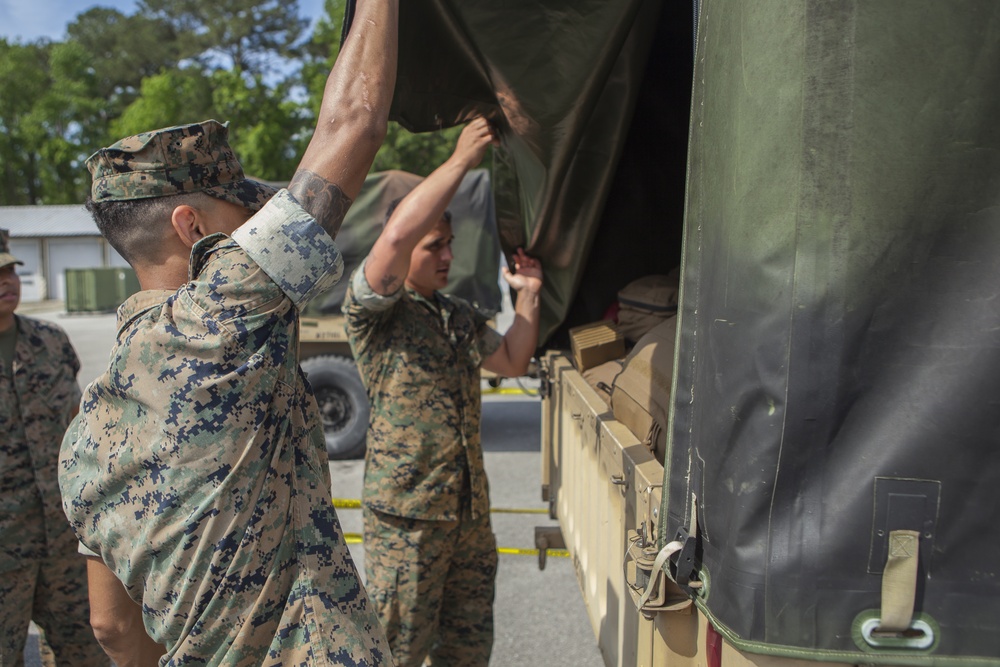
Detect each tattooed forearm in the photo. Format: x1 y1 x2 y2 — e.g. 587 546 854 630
380 273 400 294
288 169 354 238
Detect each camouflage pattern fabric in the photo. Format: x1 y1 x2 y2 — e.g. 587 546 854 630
85 119 277 211
343 263 502 664
362 506 497 667
0 560 107 666
59 190 389 666
343 262 502 522
0 228 24 269
0 316 106 665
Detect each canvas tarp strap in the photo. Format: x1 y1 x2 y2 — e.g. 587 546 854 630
878 530 919 634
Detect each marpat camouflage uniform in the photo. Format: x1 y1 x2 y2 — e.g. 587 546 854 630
343 262 502 667
59 190 389 666
0 316 107 666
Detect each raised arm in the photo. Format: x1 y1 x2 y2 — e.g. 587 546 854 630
288 0 399 237
483 248 543 377
364 117 496 296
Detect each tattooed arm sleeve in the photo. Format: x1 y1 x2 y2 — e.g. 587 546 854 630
287 169 354 239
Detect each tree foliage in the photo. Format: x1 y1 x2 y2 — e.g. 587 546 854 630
0 0 477 205
112 69 215 138
67 8 183 105
373 123 463 177
138 0 307 75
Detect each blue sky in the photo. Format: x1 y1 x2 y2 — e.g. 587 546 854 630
0 0 326 42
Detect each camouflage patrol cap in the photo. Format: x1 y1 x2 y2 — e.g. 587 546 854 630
0 229 24 269
85 120 277 211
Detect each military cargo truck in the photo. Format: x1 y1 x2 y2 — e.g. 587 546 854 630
300 168 502 459
379 1 1000 665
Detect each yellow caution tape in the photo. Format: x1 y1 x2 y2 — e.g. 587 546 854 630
341 532 568 558
497 547 570 558
482 387 533 396
489 507 549 515
332 498 548 515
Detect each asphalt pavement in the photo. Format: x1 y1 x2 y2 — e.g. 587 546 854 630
20 301 605 667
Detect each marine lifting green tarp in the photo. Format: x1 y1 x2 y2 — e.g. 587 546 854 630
361 0 690 346
370 0 1000 664
304 168 501 317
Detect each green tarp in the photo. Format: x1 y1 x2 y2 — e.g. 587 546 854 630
377 0 690 345
304 168 501 317
379 0 1000 663
665 2 1000 663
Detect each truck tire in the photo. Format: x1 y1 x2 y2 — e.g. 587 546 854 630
301 355 370 460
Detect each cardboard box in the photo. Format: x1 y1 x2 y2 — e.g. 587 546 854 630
569 320 625 371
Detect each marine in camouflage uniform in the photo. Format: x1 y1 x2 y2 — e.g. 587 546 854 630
343 118 543 667
344 269 502 667
0 231 107 666
58 121 391 666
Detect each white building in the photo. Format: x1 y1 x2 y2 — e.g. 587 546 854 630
0 206 127 302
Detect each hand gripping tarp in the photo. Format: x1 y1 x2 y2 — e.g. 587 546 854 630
372 0 692 345
376 0 1000 662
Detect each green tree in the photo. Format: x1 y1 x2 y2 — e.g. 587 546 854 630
37 40 106 202
0 39 100 204
112 69 215 138
300 0 345 120
371 124 463 177
0 39 51 204
138 0 307 76
66 7 183 109
209 69 305 181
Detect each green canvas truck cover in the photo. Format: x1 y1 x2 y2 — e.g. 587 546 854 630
362 0 691 345
304 168 501 317
668 2 1000 664
370 0 1000 663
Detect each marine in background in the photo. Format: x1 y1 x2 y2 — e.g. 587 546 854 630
344 117 544 666
0 229 107 666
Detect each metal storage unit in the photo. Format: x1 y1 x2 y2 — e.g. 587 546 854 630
65 267 139 313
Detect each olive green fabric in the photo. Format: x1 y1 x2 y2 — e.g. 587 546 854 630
303 169 501 317
663 1 1000 664
387 0 1000 663
386 0 684 344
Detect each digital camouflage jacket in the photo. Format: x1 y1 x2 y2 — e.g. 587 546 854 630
60 191 389 666
344 263 502 522
0 316 80 573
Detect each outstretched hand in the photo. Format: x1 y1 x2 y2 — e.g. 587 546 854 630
501 248 543 294
452 117 498 170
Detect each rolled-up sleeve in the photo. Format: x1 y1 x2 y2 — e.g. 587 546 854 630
232 189 344 309
348 258 404 313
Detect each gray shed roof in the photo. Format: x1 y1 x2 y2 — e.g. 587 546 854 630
0 205 98 238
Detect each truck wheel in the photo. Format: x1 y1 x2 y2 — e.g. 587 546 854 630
301 355 370 460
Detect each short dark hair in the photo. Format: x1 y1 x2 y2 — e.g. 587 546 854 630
384 197 452 227
85 191 215 265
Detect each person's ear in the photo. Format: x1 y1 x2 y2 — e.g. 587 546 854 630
169 204 205 249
